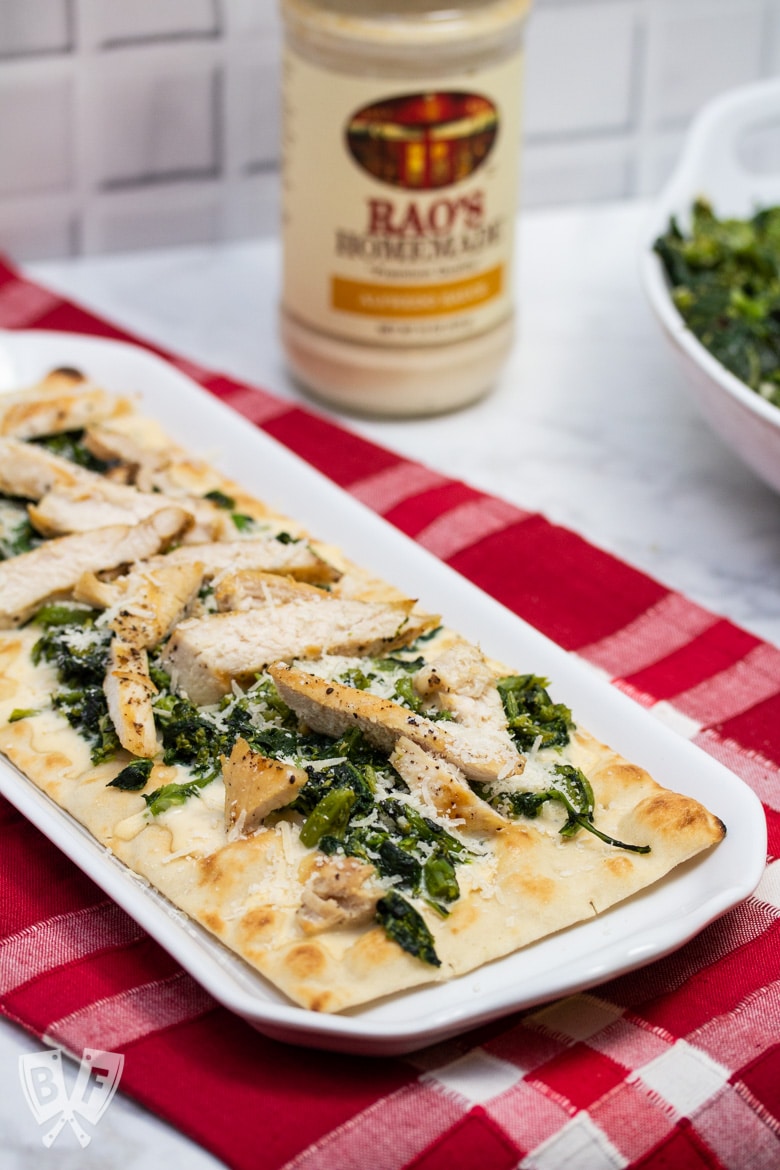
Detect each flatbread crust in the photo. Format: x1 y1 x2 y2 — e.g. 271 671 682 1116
0 373 726 1013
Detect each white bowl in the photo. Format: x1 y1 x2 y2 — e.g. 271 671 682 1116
641 78 780 494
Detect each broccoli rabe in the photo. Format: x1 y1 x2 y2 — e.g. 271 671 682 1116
334 654 453 721
497 674 573 750
108 758 154 791
320 795 468 913
654 198 780 406
25 605 118 764
53 687 120 764
483 763 651 854
203 489 236 510
143 779 206 816
375 891 441 967
31 607 110 689
299 787 357 847
31 430 111 473
0 497 40 560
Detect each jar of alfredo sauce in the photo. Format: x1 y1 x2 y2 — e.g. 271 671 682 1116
280 0 532 416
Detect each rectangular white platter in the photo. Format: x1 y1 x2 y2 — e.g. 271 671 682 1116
0 329 768 1055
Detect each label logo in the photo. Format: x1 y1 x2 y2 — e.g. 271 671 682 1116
346 91 498 190
19 1046 124 1148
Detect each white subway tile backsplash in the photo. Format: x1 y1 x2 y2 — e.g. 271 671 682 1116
81 0 218 46
649 1 765 128
766 0 780 73
230 46 282 171
0 0 72 58
0 0 778 258
87 188 221 252
92 60 219 186
0 74 72 195
524 1 638 138
523 137 633 206
635 131 688 198
0 201 75 259
223 171 280 239
224 0 279 36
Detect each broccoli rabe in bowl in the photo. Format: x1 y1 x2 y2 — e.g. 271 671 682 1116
641 78 780 495
654 198 780 410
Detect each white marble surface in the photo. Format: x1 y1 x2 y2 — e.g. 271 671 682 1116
2 198 780 1167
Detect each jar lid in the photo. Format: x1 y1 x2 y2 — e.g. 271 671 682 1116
281 0 532 54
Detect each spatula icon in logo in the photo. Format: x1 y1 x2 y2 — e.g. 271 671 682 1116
19 1046 124 1148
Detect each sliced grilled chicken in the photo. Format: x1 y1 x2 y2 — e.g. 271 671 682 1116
221 738 308 834
0 505 189 628
74 545 340 635
71 572 122 609
413 639 496 699
153 538 341 586
28 478 219 542
75 558 204 649
103 638 158 758
0 367 130 439
82 423 167 487
413 638 513 733
214 570 329 612
297 855 379 935
162 597 439 705
28 484 155 536
389 736 507 831
0 436 86 498
0 436 219 541
0 415 241 539
269 664 524 785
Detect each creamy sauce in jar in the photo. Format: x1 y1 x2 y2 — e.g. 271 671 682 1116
280 0 532 416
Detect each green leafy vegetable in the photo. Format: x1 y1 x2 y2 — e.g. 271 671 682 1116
337 666 373 691
392 674 423 713
8 708 38 722
26 605 118 764
31 430 110 473
497 674 573 750
332 654 453 722
143 780 203 816
654 198 780 407
377 838 422 886
0 497 40 560
375 890 441 966
423 855 459 903
52 687 120 764
231 513 256 533
320 795 467 910
30 604 95 629
149 676 300 796
31 607 109 689
381 798 468 862
299 788 357 847
203 489 236 509
486 764 650 854
157 694 222 777
108 758 155 791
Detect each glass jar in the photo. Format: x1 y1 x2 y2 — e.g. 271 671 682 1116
279 0 532 416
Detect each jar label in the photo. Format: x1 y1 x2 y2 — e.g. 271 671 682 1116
282 49 523 348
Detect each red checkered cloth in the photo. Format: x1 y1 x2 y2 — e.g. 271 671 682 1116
0 257 778 1169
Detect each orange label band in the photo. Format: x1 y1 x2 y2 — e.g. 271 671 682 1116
331 266 503 318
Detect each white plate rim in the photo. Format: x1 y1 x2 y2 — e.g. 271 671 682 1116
0 329 768 1055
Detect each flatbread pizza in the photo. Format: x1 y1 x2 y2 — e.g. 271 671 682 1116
0 367 726 1012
